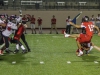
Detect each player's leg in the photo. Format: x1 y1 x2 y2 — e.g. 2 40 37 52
21 33 30 52
87 42 93 54
33 24 36 34
3 36 11 53
67 25 70 34
75 34 87 56
31 24 34 34
40 25 42 33
24 28 27 34
66 25 68 33
0 33 5 55
69 25 71 34
54 24 58 34
38 25 41 34
50 24 53 34
64 31 80 38
14 40 27 53
76 48 84 56
0 43 5 55
76 40 84 56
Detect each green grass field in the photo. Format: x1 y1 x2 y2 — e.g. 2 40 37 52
0 34 100 75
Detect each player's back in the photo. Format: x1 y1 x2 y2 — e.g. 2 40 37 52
82 21 94 36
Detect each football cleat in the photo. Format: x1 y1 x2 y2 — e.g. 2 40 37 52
13 49 19 54
28 49 31 52
77 50 83 56
5 50 12 54
0 50 4 55
64 31 70 37
22 50 27 54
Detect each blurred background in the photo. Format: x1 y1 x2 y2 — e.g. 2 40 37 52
1 0 100 10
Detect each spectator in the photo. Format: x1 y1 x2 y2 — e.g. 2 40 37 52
37 16 42 34
90 15 95 24
50 15 58 34
96 14 100 33
90 15 96 33
66 16 72 34
30 15 36 34
22 15 28 34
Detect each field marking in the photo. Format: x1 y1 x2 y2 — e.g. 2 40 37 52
67 61 71 64
40 61 44 64
94 61 99 64
52 36 64 38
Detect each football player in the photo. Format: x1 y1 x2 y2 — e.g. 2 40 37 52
0 15 6 55
2 16 18 53
64 16 100 56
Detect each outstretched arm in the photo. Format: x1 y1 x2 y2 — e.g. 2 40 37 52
0 23 6 27
94 25 100 36
94 25 99 33
69 22 81 28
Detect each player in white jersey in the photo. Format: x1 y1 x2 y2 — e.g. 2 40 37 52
0 16 6 55
2 18 17 53
16 14 22 24
9 14 28 53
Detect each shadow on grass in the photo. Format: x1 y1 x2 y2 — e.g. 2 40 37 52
81 55 99 62
0 53 27 64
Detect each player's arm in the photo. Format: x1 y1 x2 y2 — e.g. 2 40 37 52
0 23 6 27
94 25 100 33
69 22 81 28
24 24 27 28
94 25 100 36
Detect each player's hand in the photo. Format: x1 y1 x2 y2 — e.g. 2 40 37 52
24 24 27 28
69 22 74 25
98 32 100 36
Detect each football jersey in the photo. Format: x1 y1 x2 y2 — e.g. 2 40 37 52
66 18 72 25
81 22 94 36
90 17 95 24
0 19 5 31
2 22 17 37
30 18 35 24
14 24 25 40
0 19 4 23
16 16 22 23
51 18 56 24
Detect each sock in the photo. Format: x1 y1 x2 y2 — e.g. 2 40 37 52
21 45 25 50
79 49 83 55
0 43 5 49
6 48 9 51
65 34 70 37
16 44 19 50
87 43 91 47
0 50 2 54
88 46 93 53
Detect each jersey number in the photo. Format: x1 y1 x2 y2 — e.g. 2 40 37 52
88 25 94 31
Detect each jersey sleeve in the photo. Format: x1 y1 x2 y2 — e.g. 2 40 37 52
11 24 17 30
81 23 85 28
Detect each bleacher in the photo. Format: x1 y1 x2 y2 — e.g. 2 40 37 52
21 0 42 5
1 0 100 10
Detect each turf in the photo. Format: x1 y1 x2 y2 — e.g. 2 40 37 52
0 34 100 75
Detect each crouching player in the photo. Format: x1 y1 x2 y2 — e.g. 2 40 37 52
64 16 100 56
76 42 93 56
